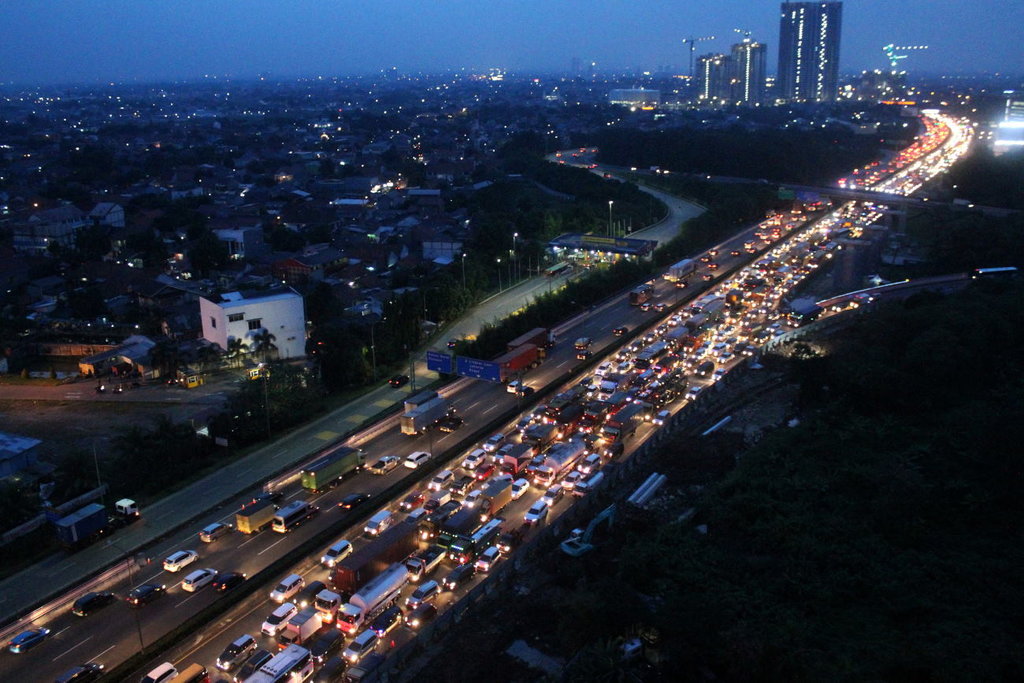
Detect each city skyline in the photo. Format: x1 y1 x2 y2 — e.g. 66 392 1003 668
0 0 1022 87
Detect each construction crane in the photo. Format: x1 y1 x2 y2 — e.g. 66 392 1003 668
734 28 753 41
683 35 715 79
882 43 929 70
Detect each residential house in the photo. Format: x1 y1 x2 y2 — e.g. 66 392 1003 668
272 244 346 285
199 288 306 359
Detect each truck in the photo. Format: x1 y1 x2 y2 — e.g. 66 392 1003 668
235 497 278 534
494 343 540 383
401 395 451 436
684 313 708 333
601 402 647 443
534 440 587 488
664 258 697 284
477 479 513 521
628 283 654 305
522 422 560 449
277 607 322 649
573 337 592 352
506 328 555 356
53 499 140 549
313 589 344 624
300 447 364 493
329 520 420 597
500 442 535 475
337 563 409 634
702 297 727 323
404 544 447 582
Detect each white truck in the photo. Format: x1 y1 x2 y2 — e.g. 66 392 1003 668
336 563 409 635
400 392 451 436
534 439 587 488
313 588 343 624
276 607 323 649
664 258 697 283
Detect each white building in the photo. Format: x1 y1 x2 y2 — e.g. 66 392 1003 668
200 288 306 360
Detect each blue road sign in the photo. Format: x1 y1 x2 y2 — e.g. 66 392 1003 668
455 356 501 383
426 350 453 374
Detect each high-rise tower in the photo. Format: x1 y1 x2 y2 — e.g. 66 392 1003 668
696 53 730 103
730 38 767 105
778 1 843 102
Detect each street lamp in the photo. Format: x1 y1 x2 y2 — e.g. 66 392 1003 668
512 232 519 283
460 253 467 289
496 258 503 291
369 319 382 380
107 539 146 654
259 364 271 441
608 200 614 236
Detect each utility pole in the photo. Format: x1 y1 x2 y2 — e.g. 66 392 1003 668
608 200 613 235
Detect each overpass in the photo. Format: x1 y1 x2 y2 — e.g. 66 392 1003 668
816 272 971 309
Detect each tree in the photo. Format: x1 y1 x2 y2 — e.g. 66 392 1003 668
251 329 278 363
74 225 112 261
226 338 247 368
188 231 229 277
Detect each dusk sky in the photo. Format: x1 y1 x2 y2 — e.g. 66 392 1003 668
1 1 1021 86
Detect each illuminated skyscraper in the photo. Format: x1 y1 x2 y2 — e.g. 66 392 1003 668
696 53 730 103
730 38 767 105
778 1 843 102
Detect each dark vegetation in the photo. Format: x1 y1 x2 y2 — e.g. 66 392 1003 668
431 282 1024 681
946 147 1024 211
592 125 883 184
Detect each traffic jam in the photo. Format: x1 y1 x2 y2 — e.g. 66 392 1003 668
25 111 968 683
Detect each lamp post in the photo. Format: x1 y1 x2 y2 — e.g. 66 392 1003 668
369 319 381 380
512 232 519 283
460 253 467 289
496 258 503 292
608 200 614 236
107 539 145 654
260 364 271 441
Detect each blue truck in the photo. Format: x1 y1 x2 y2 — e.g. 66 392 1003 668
53 499 140 549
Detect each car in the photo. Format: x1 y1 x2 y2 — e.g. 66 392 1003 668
405 580 440 610
388 374 409 388
652 409 671 426
370 604 403 637
654 302 667 312
309 628 344 664
294 580 326 609
141 663 178 683
474 545 502 573
233 649 273 683
7 627 50 653
730 248 741 256
213 572 246 592
474 462 496 481
71 591 116 617
447 338 458 349
428 469 454 492
270 574 305 603
404 451 432 468
686 385 703 400
514 414 533 432
639 302 652 312
199 522 233 543
510 478 530 500
450 474 476 497
702 273 713 281
482 434 505 453
320 539 353 568
399 491 427 512
463 489 484 508
313 656 348 683
561 470 584 491
217 634 257 671
708 262 719 270
517 385 536 398
441 563 476 591
541 484 564 507
368 455 400 475
338 492 371 509
497 528 524 554
163 549 199 572
713 368 728 382
524 500 549 525
436 414 464 433
700 254 711 263
181 568 217 592
127 583 167 607
342 628 379 664
403 602 438 630
612 326 629 336
261 602 298 637
55 662 105 683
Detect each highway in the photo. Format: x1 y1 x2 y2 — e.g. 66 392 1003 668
5 111 972 683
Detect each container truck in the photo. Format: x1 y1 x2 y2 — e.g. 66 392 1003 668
506 328 555 356
629 283 654 305
494 343 540 383
404 390 439 413
53 498 140 549
313 589 344 624
276 607 323 649
300 447 364 493
534 440 587 488
477 479 513 521
601 402 646 443
401 395 451 436
235 497 278 534
500 443 535 475
664 258 697 283
522 423 560 449
329 520 420 597
404 544 447 582
702 297 726 323
337 563 409 634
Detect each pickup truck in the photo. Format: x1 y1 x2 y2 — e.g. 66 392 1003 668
403 545 446 582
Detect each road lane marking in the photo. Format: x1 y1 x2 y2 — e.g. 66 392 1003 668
92 644 116 660
174 592 200 607
285 489 303 500
258 537 287 556
143 572 163 584
53 635 92 660
270 450 287 459
238 534 261 548
53 626 70 638
483 405 499 414
556 360 569 368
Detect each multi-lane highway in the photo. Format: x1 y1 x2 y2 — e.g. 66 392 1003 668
5 110 972 683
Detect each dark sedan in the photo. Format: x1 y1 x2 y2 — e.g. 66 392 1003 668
127 583 167 607
8 628 50 653
71 591 116 617
213 572 247 592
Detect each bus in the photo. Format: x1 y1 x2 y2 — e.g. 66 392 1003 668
545 262 570 277
437 508 485 551
244 644 314 683
272 501 317 534
450 517 504 565
628 283 654 306
633 341 669 370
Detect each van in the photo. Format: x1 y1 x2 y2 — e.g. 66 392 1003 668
578 453 602 475
320 540 353 568
424 489 451 512
574 471 605 496
177 664 209 683
363 510 393 537
342 628 379 664
405 580 440 610
140 663 177 683
406 507 429 523
269 574 305 603
428 469 454 492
